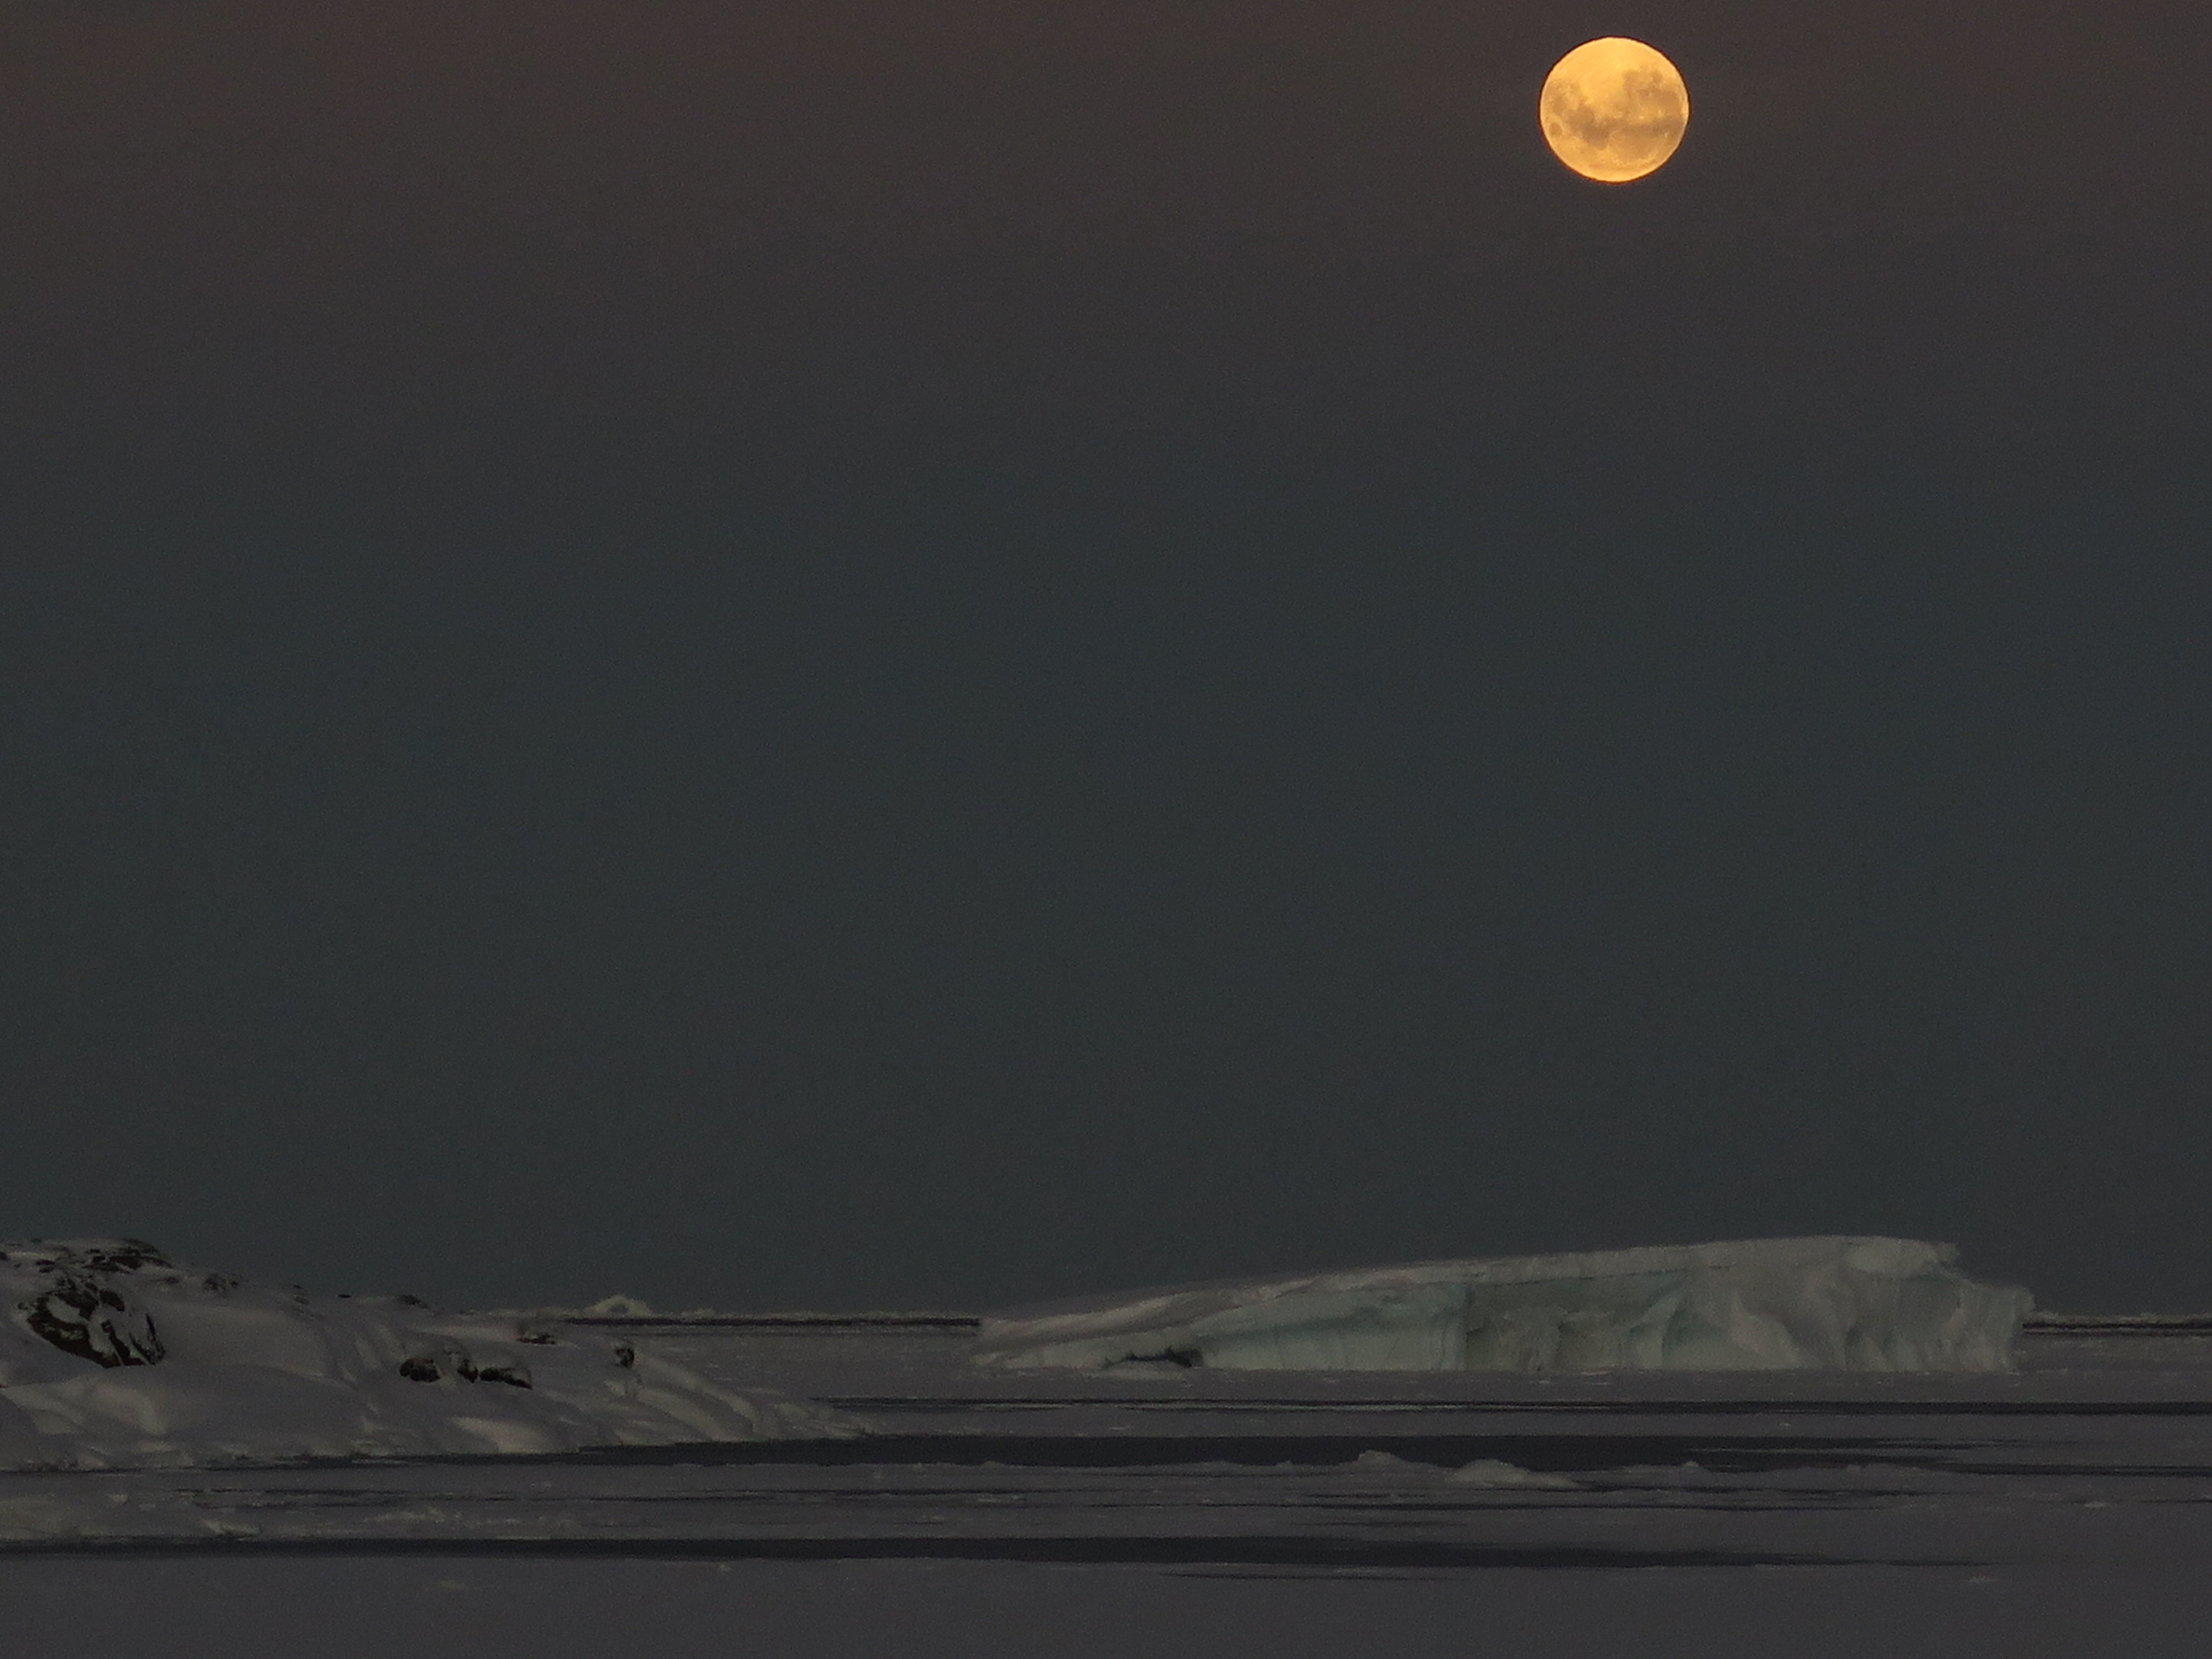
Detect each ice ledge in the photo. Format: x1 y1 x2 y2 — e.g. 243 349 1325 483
973 1237 2033 1374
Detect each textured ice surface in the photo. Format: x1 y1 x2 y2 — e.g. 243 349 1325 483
973 1237 2033 1373
0 1240 859 1469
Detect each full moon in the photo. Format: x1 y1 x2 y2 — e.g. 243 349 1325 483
1540 38 1688 184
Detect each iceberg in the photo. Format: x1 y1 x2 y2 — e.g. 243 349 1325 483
0 1239 861 1469
972 1237 2032 1374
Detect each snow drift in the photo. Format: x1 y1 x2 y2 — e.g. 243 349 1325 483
973 1237 2032 1373
0 1240 860 1469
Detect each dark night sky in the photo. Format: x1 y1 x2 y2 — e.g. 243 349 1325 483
0 0 2206 1313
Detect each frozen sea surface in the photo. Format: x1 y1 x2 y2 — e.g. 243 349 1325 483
4 1312 2211 1655
6 1556 2209 1659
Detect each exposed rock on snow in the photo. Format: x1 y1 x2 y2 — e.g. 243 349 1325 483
0 1240 862 1470
973 1237 2033 1374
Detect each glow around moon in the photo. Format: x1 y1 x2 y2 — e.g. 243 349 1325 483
1540 38 1688 183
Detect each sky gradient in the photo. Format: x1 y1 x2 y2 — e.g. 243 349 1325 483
1 0 2208 1313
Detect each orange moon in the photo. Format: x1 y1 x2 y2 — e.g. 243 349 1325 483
1539 38 1689 184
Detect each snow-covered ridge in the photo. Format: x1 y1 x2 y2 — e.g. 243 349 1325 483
0 1240 863 1470
974 1237 2033 1373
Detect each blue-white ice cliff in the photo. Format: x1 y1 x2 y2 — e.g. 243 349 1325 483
973 1237 2032 1373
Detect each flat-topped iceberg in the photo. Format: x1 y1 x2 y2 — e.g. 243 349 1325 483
973 1237 2032 1374
0 1239 860 1470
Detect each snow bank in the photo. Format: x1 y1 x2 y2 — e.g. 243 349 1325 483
973 1237 2032 1373
0 1240 861 1469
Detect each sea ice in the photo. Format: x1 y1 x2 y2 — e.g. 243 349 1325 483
0 1239 859 1469
972 1237 2032 1373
